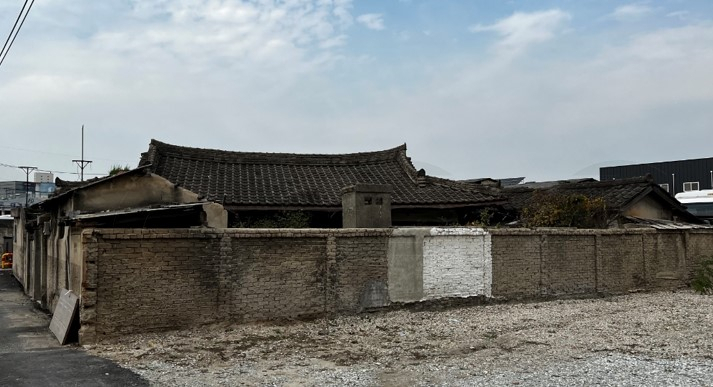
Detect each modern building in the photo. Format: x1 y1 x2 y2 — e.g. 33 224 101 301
600 157 713 195
34 171 54 183
0 180 56 213
0 215 12 254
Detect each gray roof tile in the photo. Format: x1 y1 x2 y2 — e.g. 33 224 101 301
139 140 503 208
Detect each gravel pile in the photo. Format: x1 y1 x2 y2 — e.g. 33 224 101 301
88 290 713 386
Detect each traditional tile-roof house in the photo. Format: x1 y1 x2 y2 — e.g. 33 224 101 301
139 139 506 226
502 175 701 226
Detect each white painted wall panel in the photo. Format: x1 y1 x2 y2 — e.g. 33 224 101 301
422 228 492 299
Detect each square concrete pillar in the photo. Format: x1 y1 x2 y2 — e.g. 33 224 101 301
341 184 392 228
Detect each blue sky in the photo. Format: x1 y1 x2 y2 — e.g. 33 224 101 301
1 0 712 182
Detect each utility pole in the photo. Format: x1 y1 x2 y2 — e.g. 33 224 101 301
72 124 92 182
18 165 37 207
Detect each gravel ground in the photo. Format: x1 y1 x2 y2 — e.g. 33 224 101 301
87 290 713 386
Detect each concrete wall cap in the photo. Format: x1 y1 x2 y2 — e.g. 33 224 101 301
429 227 489 236
341 184 394 194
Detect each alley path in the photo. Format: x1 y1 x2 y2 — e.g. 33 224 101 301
0 269 148 387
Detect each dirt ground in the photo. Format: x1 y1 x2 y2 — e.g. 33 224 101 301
87 290 713 386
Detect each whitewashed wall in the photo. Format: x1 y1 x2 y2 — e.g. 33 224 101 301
421 228 492 299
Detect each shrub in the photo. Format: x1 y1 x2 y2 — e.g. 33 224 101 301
109 164 131 175
691 258 713 295
521 191 608 228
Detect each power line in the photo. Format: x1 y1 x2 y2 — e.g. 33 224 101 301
0 145 136 165
0 162 105 177
0 0 36 68
0 0 29 60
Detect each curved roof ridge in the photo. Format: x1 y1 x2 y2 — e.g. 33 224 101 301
427 175 504 198
394 145 420 183
143 139 408 166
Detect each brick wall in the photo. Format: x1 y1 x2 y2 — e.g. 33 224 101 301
686 231 713 276
226 236 327 322
490 234 541 297
80 229 389 343
543 235 596 295
335 236 390 311
597 234 645 293
79 227 713 343
490 229 713 299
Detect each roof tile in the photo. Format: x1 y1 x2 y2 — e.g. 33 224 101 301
139 139 503 208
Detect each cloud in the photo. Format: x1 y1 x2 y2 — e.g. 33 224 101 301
347 23 713 181
470 9 571 56
87 0 355 75
0 0 359 180
1 1 712 185
666 10 690 21
610 4 653 21
357 13 385 30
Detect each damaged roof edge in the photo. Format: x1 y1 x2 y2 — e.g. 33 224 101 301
32 165 153 210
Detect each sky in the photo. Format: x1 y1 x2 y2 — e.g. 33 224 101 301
1 0 712 183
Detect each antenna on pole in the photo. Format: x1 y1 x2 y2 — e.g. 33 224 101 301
72 124 92 182
18 166 37 207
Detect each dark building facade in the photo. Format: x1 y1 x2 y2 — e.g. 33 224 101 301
600 157 713 196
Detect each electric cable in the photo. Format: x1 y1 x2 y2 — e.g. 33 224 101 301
0 162 106 177
0 0 36 68
0 0 29 60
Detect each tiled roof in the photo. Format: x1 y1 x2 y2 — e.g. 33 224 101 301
502 176 686 213
139 139 503 208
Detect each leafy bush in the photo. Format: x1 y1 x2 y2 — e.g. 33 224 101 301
521 191 608 228
691 258 713 295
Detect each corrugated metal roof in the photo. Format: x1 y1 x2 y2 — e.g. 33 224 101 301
622 216 713 230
